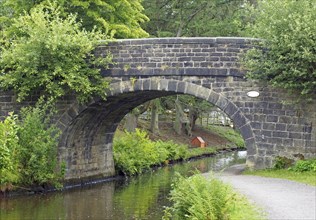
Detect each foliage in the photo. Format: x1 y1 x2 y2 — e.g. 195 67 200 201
0 99 63 191
273 156 294 169
142 0 247 37
113 129 188 175
243 0 316 97
17 99 62 186
0 0 149 38
208 125 245 148
289 159 316 172
155 140 188 161
0 3 111 103
163 173 264 220
0 113 20 191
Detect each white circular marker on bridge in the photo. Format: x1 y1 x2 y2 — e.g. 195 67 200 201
247 91 260 98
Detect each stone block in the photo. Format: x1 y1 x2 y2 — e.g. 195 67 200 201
287 125 303 133
232 110 247 128
177 82 186 94
160 79 169 91
266 115 278 122
168 81 178 92
283 138 294 147
273 131 289 138
197 87 211 100
143 79 151 90
279 116 292 124
133 80 143 91
251 122 262 129
268 102 283 109
186 83 198 96
289 132 302 139
276 123 286 131
207 91 219 104
224 102 238 116
263 123 276 130
240 124 253 140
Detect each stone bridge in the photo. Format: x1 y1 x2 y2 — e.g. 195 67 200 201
0 37 315 182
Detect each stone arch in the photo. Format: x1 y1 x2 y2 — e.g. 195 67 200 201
59 78 256 181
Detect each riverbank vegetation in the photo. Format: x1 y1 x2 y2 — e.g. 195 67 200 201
113 129 188 176
163 173 265 220
113 124 244 176
244 158 316 186
0 100 63 192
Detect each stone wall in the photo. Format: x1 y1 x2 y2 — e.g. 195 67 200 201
97 37 255 77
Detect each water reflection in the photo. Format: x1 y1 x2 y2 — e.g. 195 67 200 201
0 151 246 220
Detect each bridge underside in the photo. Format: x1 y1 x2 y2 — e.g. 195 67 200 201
58 90 178 181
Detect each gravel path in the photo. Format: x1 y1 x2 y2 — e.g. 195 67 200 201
207 164 316 220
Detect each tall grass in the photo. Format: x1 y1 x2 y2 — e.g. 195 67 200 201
163 173 265 220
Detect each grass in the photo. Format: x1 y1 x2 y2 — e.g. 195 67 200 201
243 169 316 186
207 125 245 148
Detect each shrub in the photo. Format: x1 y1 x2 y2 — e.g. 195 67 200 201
17 99 62 186
155 140 188 161
113 129 189 175
243 0 316 97
163 173 263 220
0 3 111 103
273 156 294 169
289 159 316 172
0 113 20 191
0 99 63 191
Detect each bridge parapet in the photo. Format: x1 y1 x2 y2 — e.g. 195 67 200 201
97 37 257 78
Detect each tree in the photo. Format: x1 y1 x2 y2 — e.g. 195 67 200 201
243 0 316 97
149 99 161 135
0 3 111 103
142 0 246 37
0 0 149 38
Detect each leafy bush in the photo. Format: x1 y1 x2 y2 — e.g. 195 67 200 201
155 140 188 161
113 129 189 175
17 99 62 186
0 113 20 191
289 159 316 172
243 0 316 97
0 3 111 103
163 173 263 220
0 99 63 191
273 156 294 169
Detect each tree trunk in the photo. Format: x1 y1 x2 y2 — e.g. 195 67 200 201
174 98 183 135
189 107 198 131
124 113 138 132
150 100 160 134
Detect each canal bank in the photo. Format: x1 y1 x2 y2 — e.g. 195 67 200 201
0 151 246 219
214 164 316 220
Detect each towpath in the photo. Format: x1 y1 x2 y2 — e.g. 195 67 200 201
206 164 316 220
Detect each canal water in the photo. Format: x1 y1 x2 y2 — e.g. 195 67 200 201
0 151 246 220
